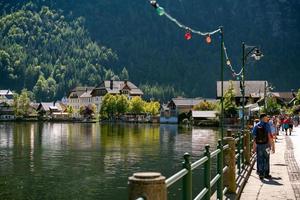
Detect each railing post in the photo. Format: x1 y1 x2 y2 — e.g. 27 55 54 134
237 131 241 174
204 145 211 200
128 172 167 200
182 153 192 200
244 130 251 164
217 140 223 200
241 130 245 167
224 137 236 193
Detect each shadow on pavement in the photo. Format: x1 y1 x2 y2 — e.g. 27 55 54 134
273 163 288 166
261 177 283 185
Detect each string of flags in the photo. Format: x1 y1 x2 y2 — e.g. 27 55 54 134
150 0 243 80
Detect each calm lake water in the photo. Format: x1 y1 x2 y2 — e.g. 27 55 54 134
0 122 220 200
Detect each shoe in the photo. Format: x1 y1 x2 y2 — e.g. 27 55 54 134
264 174 272 179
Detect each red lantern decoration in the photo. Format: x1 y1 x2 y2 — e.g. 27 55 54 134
205 34 211 44
184 31 192 40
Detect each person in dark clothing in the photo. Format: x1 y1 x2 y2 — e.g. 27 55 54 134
252 113 274 179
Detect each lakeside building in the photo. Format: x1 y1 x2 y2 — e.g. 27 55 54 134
67 80 143 118
0 90 14 120
160 97 218 123
36 102 68 120
0 90 13 104
216 81 268 106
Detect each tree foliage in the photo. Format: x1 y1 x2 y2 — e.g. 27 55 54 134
100 94 160 119
129 96 144 115
79 104 96 119
0 4 117 101
13 89 31 118
193 100 217 111
139 84 185 103
144 101 160 116
223 81 237 117
100 94 117 119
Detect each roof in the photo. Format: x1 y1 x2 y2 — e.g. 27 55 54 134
93 80 143 96
80 91 92 98
171 98 202 106
68 87 94 98
0 90 13 100
37 102 63 112
0 90 13 95
271 92 296 100
216 81 267 98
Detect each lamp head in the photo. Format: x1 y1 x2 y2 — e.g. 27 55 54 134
251 49 263 61
150 0 158 8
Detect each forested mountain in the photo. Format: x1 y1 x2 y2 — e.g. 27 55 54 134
0 0 299 100
0 3 118 101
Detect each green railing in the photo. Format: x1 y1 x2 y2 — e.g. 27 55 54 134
128 130 254 200
165 140 228 200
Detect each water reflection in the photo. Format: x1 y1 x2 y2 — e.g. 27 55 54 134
0 122 219 200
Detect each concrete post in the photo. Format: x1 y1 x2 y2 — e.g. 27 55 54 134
128 172 167 200
226 129 233 137
244 130 251 164
224 137 236 193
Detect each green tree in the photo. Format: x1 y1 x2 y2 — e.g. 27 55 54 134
116 95 129 115
13 89 31 118
261 96 281 115
66 105 74 116
120 67 129 80
144 101 160 115
295 88 300 105
0 5 118 100
129 96 145 114
193 100 217 111
100 93 117 119
104 69 115 80
33 75 57 102
223 81 237 117
139 83 185 102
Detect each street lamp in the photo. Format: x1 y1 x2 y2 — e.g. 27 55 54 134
241 43 263 133
239 42 263 173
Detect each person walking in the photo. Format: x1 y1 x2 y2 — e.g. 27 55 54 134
252 113 274 179
269 116 277 142
288 116 293 135
283 116 289 135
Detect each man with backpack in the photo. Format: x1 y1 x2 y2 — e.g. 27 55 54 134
252 113 275 179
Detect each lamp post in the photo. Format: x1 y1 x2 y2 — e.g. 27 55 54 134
239 42 263 172
220 27 224 143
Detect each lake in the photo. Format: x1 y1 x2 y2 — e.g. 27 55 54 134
0 122 220 199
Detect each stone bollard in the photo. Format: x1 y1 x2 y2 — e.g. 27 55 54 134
226 129 233 137
128 172 167 200
223 137 236 193
244 130 251 164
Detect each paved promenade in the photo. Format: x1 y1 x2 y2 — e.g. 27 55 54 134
240 126 300 200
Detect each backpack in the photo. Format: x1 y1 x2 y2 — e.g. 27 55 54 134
255 125 268 144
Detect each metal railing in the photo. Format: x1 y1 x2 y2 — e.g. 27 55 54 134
129 130 254 200
165 130 252 200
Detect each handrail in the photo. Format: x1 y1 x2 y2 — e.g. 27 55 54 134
211 149 221 158
191 156 208 170
165 168 188 188
163 132 253 200
210 174 221 187
194 188 208 200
